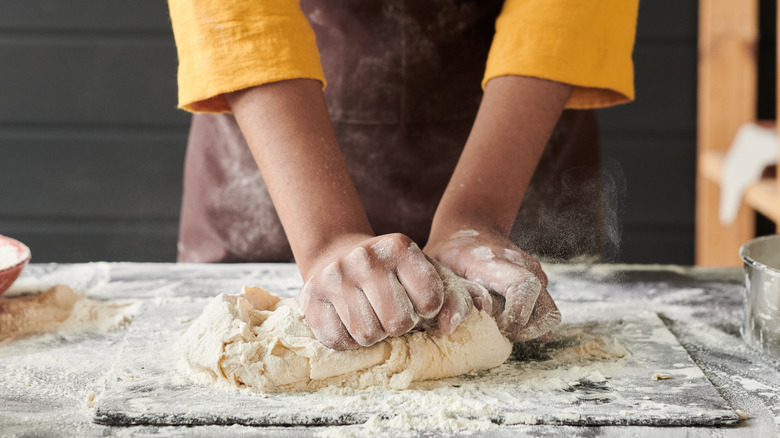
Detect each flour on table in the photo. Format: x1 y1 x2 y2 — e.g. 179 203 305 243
312 326 632 435
0 285 139 343
180 286 512 392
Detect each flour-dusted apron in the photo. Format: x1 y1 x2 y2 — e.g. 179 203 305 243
177 0 603 263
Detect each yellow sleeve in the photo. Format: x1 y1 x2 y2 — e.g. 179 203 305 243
168 0 325 113
484 0 639 109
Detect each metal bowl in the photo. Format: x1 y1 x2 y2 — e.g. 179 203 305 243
740 234 780 358
0 235 31 296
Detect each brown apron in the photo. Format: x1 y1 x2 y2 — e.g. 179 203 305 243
177 0 603 263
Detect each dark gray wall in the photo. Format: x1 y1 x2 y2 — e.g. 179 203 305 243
0 1 188 262
598 1 698 264
0 1 698 264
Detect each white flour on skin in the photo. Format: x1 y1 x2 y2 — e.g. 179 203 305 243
0 284 139 343
451 229 480 239
369 238 395 262
471 246 495 260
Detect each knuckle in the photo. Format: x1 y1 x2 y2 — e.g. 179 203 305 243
419 264 444 288
428 274 445 295
312 325 340 349
388 233 413 247
466 280 490 298
525 276 543 293
384 315 415 337
319 334 340 349
345 247 372 272
324 332 358 350
508 275 542 298
415 291 444 317
353 327 384 347
322 260 344 278
377 233 411 255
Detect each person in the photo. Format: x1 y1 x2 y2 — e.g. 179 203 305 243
167 0 639 350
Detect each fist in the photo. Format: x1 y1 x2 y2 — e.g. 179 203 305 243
300 234 471 350
425 229 561 342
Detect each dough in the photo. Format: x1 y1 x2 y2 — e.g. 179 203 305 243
180 287 512 392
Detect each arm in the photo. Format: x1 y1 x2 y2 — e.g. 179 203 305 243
429 75 571 238
226 79 469 349
425 75 571 342
226 79 370 275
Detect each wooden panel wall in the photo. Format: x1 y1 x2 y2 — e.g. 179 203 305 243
0 1 188 262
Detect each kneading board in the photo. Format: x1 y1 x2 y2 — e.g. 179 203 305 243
94 298 738 427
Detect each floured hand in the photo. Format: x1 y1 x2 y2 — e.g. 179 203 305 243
424 228 561 342
299 233 473 350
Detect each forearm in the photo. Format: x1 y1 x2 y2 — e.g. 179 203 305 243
226 79 373 278
429 75 572 241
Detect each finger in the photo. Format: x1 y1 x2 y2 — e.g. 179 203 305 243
502 248 548 289
305 298 361 350
427 260 473 335
361 271 418 337
466 256 536 299
329 284 387 347
506 289 561 343
396 245 444 318
436 277 473 335
496 274 542 337
461 279 492 314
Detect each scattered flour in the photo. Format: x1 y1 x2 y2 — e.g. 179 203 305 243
308 327 631 435
0 263 766 436
176 287 634 434
0 284 139 343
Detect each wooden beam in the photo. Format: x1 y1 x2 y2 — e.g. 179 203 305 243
696 0 758 266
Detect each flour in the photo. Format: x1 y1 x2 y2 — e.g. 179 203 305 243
471 246 495 260
0 284 139 343
311 327 631 436
1 263 766 436
0 243 24 271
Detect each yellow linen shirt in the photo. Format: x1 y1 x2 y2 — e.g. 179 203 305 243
168 0 638 113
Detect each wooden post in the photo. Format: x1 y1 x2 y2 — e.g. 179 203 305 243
696 0 758 265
